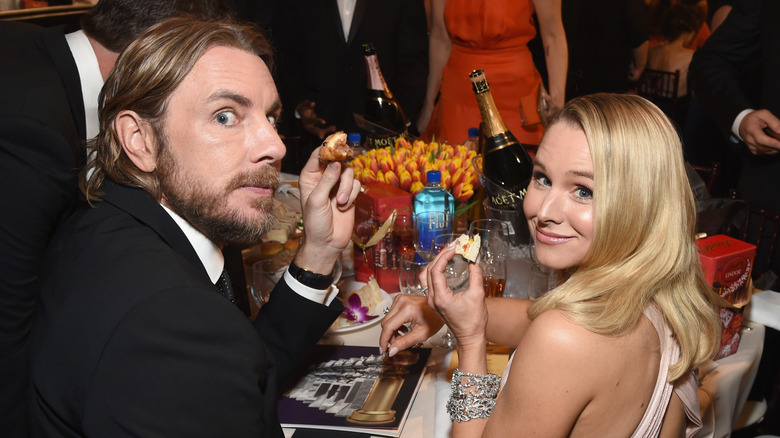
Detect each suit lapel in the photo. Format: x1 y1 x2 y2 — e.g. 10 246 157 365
100 180 206 277
347 0 367 46
40 26 87 143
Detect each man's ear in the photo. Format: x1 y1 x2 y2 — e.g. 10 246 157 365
115 110 158 172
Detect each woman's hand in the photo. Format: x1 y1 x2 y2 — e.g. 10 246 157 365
379 294 443 356
425 244 488 351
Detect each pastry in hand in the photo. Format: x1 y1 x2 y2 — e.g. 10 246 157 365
319 131 354 163
454 234 480 262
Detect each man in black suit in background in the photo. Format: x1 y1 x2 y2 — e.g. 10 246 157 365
30 17 358 437
272 0 428 169
0 2 231 437
690 0 780 433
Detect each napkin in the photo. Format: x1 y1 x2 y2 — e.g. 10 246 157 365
746 290 780 332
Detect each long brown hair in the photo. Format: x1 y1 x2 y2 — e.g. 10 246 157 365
82 17 274 203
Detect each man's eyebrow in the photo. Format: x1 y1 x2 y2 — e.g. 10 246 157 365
207 90 252 107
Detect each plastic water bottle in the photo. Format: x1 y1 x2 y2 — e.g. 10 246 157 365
463 126 480 153
414 170 455 253
347 132 364 155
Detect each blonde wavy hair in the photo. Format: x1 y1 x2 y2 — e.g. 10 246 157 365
528 93 722 381
81 17 274 202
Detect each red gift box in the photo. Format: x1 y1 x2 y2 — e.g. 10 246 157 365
353 183 413 293
696 234 756 359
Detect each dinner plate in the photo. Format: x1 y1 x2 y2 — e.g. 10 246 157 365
329 280 393 334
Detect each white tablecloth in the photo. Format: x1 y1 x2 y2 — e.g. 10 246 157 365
696 320 764 438
317 310 766 438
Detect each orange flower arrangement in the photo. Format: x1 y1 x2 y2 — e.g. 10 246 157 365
350 137 479 203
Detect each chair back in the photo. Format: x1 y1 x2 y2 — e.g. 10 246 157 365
636 69 681 121
727 192 780 279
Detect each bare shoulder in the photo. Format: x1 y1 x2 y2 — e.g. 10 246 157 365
486 309 661 437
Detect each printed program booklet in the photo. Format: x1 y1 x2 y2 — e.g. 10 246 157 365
279 345 431 437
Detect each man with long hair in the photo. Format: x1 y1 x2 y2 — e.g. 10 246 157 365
29 17 359 437
0 2 232 437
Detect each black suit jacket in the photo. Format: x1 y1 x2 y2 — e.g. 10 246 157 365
0 21 85 438
273 0 428 135
29 181 343 437
689 0 780 212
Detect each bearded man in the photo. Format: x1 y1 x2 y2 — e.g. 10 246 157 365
29 17 359 438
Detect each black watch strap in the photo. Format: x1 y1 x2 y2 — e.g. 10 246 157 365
288 259 334 290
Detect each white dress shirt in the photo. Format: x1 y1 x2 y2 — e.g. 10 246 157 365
160 205 338 305
337 0 357 41
64 30 103 140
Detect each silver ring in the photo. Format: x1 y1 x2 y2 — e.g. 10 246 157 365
421 287 428 296
383 306 390 315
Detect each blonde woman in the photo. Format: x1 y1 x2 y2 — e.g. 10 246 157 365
381 93 722 437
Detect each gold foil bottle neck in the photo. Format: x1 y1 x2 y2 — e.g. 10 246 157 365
470 69 489 94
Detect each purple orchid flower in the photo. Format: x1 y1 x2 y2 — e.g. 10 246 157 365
343 294 379 324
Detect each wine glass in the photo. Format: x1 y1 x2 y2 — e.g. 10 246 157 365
399 250 429 296
414 211 452 257
428 233 470 349
526 242 557 300
431 233 471 292
468 219 509 298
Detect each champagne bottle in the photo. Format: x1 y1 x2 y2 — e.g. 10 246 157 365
362 43 408 149
470 69 533 245
469 69 534 209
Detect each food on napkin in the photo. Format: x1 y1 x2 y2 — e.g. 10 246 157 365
454 234 480 262
319 131 354 163
331 278 384 330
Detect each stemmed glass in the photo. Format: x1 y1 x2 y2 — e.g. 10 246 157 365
468 219 509 298
428 233 469 349
526 242 557 300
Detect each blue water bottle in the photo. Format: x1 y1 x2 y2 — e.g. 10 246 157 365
414 170 455 254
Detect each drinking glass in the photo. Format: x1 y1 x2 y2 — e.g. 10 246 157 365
431 233 471 292
414 211 452 256
429 233 471 349
527 243 557 300
399 250 429 295
468 219 509 298
251 260 279 308
393 214 416 256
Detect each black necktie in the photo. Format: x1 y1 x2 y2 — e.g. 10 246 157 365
215 269 236 303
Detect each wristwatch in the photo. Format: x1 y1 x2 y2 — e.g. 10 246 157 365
288 259 334 290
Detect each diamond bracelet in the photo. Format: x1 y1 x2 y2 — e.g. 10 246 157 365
446 368 501 422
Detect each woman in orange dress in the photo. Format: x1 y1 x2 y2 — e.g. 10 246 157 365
417 0 567 146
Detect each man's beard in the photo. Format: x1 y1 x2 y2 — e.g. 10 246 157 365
156 143 280 247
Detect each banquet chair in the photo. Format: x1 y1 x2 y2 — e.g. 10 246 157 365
727 192 780 280
636 69 681 122
692 161 723 197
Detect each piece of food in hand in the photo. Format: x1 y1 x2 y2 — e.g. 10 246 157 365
454 234 481 262
319 131 354 162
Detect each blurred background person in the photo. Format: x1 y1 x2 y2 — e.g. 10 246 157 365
417 0 567 146
648 0 710 50
566 0 648 99
0 2 232 437
690 0 780 432
272 0 428 172
646 1 707 129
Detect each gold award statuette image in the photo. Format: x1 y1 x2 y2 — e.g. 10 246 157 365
347 350 419 425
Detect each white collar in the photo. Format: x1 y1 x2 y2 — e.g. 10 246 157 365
64 30 104 140
160 204 224 284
